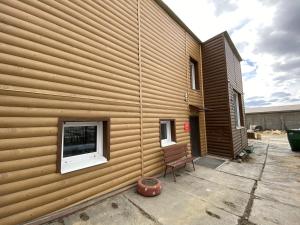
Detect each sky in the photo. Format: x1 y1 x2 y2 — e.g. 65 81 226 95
162 0 300 108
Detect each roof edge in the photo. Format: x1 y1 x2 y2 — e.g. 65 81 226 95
204 31 243 61
154 0 202 44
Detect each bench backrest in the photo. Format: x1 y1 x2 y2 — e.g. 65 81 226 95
162 143 188 163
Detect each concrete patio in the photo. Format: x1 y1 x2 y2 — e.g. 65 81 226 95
47 135 300 225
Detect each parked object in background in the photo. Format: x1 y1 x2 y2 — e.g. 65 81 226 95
254 125 263 131
249 125 263 131
137 177 162 197
286 129 300 151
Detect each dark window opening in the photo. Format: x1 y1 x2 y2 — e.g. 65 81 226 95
63 125 97 158
160 123 167 140
233 91 244 127
57 118 110 174
189 58 200 90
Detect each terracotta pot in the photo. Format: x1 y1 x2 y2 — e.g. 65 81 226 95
137 177 162 197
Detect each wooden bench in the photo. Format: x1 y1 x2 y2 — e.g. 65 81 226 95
162 143 195 182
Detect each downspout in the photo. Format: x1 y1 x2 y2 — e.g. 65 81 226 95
184 32 191 154
185 32 189 106
138 0 144 177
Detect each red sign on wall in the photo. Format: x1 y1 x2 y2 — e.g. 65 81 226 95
184 121 190 132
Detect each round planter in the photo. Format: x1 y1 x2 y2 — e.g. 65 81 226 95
137 177 162 197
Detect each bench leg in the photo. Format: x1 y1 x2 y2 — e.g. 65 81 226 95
164 166 168 177
171 167 176 182
192 160 195 171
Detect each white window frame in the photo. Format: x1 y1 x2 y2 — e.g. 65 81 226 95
190 61 196 90
160 120 176 147
61 121 107 174
233 92 242 128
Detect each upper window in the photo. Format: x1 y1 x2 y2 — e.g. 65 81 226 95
58 119 110 174
233 91 244 128
160 119 176 147
189 58 200 90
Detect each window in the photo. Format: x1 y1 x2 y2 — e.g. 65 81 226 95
58 119 110 174
233 91 244 128
160 119 176 147
189 58 199 90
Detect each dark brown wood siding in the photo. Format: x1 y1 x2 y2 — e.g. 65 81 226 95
224 39 247 157
202 35 233 158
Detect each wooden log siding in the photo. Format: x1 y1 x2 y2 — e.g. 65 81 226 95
0 0 206 224
0 0 207 224
0 0 140 224
203 33 246 158
203 35 233 158
224 39 248 156
141 0 207 177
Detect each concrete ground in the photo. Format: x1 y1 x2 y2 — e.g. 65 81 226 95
47 134 300 225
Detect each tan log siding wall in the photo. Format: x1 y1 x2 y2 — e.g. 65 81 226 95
142 0 196 176
186 33 207 154
0 0 206 224
224 39 247 156
0 0 140 224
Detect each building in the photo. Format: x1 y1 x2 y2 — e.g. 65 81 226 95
0 0 246 224
246 105 300 130
202 33 248 158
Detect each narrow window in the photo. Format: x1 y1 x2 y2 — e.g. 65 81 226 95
190 58 199 90
58 119 110 174
160 119 176 147
233 91 244 128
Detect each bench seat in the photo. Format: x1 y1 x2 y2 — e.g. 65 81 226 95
162 143 196 182
167 156 195 168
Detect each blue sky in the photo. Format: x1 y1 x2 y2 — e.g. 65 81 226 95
162 0 300 108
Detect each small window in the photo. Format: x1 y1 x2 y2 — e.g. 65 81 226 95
58 119 110 174
160 119 176 147
233 91 244 128
189 58 199 90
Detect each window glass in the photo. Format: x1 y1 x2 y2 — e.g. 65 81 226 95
190 58 199 90
160 123 167 140
233 92 241 127
190 61 196 90
59 120 109 174
63 126 97 158
160 120 176 147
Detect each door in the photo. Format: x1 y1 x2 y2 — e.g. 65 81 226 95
190 116 201 157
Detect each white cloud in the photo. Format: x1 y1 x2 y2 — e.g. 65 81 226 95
162 0 300 108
